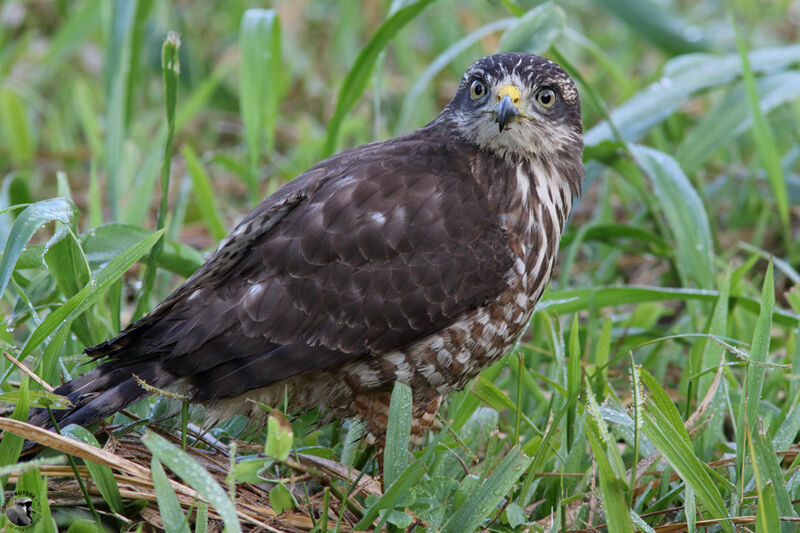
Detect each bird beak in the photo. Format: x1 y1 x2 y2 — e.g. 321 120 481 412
494 85 521 132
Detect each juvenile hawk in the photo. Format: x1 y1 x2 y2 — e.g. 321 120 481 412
34 53 583 445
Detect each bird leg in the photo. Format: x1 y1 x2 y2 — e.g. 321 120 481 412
410 393 442 448
351 389 443 489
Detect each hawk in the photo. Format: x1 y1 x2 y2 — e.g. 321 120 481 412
32 53 583 446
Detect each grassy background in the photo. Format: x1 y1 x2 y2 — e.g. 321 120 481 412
1 0 800 531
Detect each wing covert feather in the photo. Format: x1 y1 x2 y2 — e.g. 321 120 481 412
89 134 515 400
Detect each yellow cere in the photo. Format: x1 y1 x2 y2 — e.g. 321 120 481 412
497 85 521 104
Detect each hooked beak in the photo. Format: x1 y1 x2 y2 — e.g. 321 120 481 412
494 85 521 132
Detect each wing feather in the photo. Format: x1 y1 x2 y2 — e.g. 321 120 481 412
88 130 515 401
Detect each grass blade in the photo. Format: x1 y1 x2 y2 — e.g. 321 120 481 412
628 357 643 505
675 72 800 174
746 260 775 428
734 20 790 241
384 381 412 488
471 375 541 433
37 322 71 387
538 285 799 328
584 407 634 532
686 485 697 533
44 226 99 347
124 0 154 126
323 0 435 157
632 145 714 289
0 87 34 166
440 446 532 533
195 502 208 533
44 0 102 63
151 456 191 533
132 32 180 321
566 314 581 450
0 456 65 479
592 0 707 54
395 18 515 134
696 270 730 456
755 481 780 533
143 431 241 533
585 44 800 146
497 2 565 53
61 424 125 515
74 81 103 163
120 60 232 228
239 9 282 204
751 428 794 522
736 261 774 483
585 379 627 480
83 223 203 277
639 368 733 533
182 144 226 241
593 316 612 395
103 0 138 220
354 430 443 530
699 271 731 397
772 397 800 451
0 198 78 300
519 398 574 503
175 61 236 132
19 229 164 359
0 376 28 490
120 143 162 226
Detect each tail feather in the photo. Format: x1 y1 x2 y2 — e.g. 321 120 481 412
28 361 175 430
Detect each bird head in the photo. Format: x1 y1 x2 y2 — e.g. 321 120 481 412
443 53 583 164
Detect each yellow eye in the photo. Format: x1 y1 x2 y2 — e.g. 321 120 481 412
470 80 486 100
536 88 556 108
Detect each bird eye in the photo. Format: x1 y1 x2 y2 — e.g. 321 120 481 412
470 80 486 100
535 87 557 108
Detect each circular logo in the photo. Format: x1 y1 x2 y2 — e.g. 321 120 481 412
2 490 40 529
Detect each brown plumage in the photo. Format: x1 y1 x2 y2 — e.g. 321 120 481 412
32 53 583 445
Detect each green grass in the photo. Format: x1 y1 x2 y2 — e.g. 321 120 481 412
1 0 800 531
